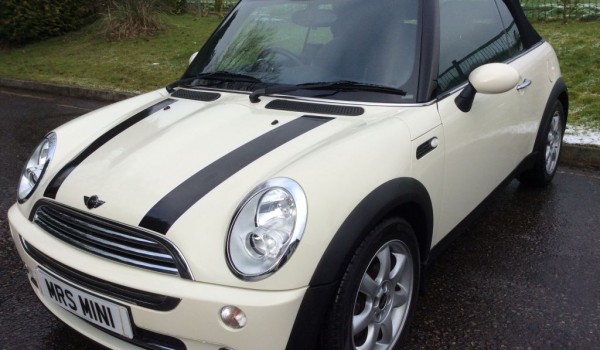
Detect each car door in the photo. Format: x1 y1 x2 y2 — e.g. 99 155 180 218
435 0 540 238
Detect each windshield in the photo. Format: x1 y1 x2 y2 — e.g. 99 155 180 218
185 0 420 103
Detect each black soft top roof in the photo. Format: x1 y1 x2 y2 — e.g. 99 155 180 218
503 0 542 48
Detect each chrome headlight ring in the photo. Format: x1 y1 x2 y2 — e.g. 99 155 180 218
226 178 307 281
17 133 57 203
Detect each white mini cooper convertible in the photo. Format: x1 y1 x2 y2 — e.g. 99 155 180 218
9 0 567 349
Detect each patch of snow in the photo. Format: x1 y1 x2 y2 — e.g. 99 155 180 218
564 124 600 146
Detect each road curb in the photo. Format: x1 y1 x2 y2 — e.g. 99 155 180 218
1 77 599 169
560 143 600 170
0 77 137 103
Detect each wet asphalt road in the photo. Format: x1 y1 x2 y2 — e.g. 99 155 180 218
1 86 599 349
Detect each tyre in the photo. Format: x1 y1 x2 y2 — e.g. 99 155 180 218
519 100 565 187
321 217 420 350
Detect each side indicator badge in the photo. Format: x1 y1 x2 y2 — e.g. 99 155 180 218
416 137 439 160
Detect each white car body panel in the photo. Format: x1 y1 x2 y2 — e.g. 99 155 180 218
18 92 445 290
436 42 558 236
7 99 442 347
15 91 168 217
7 1 568 349
9 205 304 350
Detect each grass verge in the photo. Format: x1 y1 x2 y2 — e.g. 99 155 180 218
0 15 597 128
534 21 600 129
0 14 221 92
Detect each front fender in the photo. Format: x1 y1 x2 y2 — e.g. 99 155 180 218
310 177 433 286
286 177 433 349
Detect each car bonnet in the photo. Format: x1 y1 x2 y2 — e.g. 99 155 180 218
41 93 365 235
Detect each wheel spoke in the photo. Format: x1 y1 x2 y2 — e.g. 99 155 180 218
393 286 409 308
353 306 374 336
356 324 379 350
376 246 391 283
359 274 379 298
389 253 407 285
379 314 394 345
551 114 559 134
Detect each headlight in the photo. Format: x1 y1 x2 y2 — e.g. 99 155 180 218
226 178 307 281
18 133 57 203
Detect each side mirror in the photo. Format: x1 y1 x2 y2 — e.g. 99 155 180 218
189 52 198 66
455 63 521 112
470 63 520 94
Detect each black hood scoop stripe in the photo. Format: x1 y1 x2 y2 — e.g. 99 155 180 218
44 99 177 199
266 99 364 116
171 89 221 102
139 115 334 234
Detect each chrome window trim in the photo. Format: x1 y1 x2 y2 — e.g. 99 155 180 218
175 87 436 108
435 40 547 102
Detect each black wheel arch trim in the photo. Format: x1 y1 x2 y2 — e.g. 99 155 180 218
309 177 433 287
285 178 433 349
285 282 338 350
532 78 568 155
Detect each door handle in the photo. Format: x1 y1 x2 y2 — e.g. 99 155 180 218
516 79 532 91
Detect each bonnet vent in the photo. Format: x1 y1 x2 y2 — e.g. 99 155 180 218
171 89 220 102
266 99 364 116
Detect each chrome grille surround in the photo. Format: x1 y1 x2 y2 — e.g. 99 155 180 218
31 200 192 279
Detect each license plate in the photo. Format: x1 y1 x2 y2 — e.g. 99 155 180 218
37 268 134 339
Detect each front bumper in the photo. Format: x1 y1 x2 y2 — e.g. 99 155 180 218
8 204 306 350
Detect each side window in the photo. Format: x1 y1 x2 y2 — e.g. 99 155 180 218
437 0 519 94
495 0 524 56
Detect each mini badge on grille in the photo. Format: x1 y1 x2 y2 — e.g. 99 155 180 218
84 195 105 209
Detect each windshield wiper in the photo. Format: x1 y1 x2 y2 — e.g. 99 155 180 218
249 80 407 103
166 71 262 93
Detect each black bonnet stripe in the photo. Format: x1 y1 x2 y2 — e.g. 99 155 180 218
44 99 176 199
139 115 333 234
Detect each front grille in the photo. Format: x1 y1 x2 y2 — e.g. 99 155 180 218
32 201 192 279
